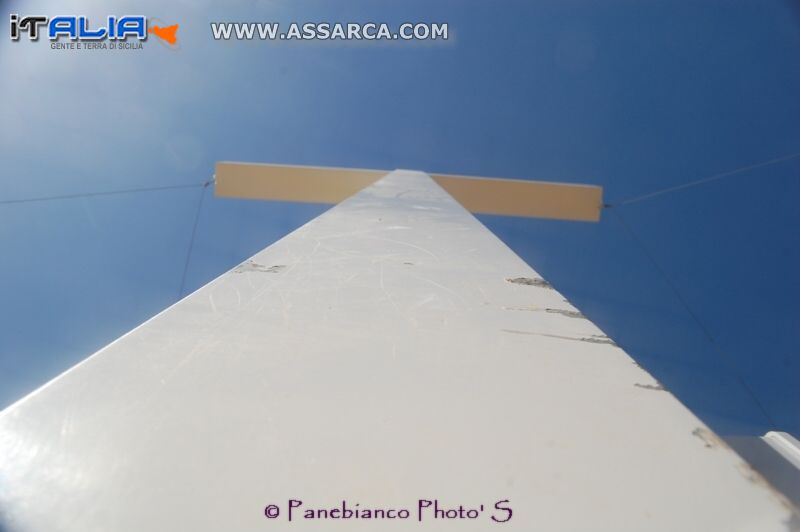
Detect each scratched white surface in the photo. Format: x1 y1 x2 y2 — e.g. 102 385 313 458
0 171 795 531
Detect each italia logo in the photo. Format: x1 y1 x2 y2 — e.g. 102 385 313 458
9 15 179 47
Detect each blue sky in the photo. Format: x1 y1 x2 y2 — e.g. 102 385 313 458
1 0 798 436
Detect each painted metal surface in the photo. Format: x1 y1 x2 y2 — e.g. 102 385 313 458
763 432 800 471
727 434 800 508
215 162 385 205
215 162 603 221
429 173 602 221
0 171 795 531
